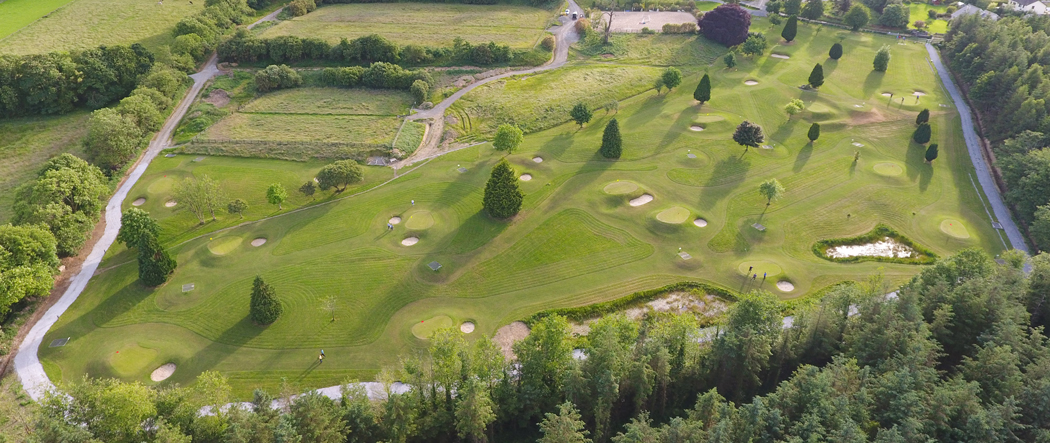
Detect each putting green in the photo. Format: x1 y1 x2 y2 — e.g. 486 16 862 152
411 315 454 339
148 177 174 194
604 181 639 195
694 115 726 123
737 260 783 277
207 237 243 255
109 344 158 377
656 206 690 224
940 219 970 239
808 103 833 115
873 162 903 176
405 211 435 230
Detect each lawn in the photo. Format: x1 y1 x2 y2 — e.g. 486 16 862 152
0 0 202 55
908 3 949 34
0 0 76 40
0 113 89 223
258 3 553 49
40 17 1004 396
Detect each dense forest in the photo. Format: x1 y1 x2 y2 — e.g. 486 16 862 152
944 14 1050 250
11 248 1050 443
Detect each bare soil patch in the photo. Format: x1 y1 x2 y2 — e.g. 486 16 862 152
608 11 697 33
493 321 530 360
849 106 889 125
203 89 230 108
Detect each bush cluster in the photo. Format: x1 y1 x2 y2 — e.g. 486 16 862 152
319 62 433 90
812 224 938 265
12 155 109 257
0 224 59 317
168 0 254 71
661 22 698 34
255 64 303 92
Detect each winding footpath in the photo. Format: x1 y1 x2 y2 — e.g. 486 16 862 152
13 5 583 403
926 44 1028 253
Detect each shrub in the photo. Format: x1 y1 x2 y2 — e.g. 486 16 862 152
575 18 592 36
843 4 870 30
320 66 365 87
255 64 302 92
913 122 932 144
808 122 821 141
916 108 930 125
540 35 556 51
873 45 890 72
250 276 283 325
724 52 737 68
913 20 926 29
570 103 593 128
410 80 429 105
482 159 523 219
879 3 909 28
662 22 698 33
808 63 824 88
138 235 176 287
829 42 843 59
784 98 805 115
641 27 656 34
928 9 938 18
600 118 622 159
697 4 752 47
925 143 939 162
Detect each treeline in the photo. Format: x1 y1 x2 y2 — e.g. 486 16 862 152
165 0 257 72
218 31 551 67
943 14 1050 250
14 248 1050 443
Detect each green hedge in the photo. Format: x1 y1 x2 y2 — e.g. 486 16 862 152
812 224 937 265
523 280 738 325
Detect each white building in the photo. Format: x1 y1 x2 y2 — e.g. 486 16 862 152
1007 0 1048 14
950 3 1001 20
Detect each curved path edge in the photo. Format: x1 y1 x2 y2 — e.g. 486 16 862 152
925 44 1028 253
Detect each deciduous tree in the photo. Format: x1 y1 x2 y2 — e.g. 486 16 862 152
493 124 524 152
570 103 593 128
138 234 176 287
844 4 869 30
697 4 752 47
267 183 288 210
733 120 764 153
85 108 143 171
873 45 891 72
759 178 786 205
801 0 825 19
12 154 108 256
661 67 683 91
117 208 160 249
316 160 363 192
227 198 248 218
742 34 768 57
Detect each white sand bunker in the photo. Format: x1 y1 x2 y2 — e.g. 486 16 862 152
827 237 914 258
777 281 795 292
881 92 893 97
401 237 419 246
694 218 708 227
251 238 267 247
520 174 532 181
389 216 402 225
460 322 475 333
689 125 704 131
493 321 530 360
629 194 654 207
150 363 176 382
913 91 927 96
533 156 543 163
744 80 759 86
771 53 790 59
132 197 146 206
164 200 177 207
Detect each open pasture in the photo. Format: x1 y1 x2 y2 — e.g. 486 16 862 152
259 3 552 49
0 0 202 55
41 18 1004 396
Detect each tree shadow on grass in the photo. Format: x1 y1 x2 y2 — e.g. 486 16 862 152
184 316 264 374
793 142 813 173
863 71 885 100
905 141 934 192
822 59 838 78
654 106 699 155
770 119 800 146
624 92 668 129
699 155 750 211
538 131 574 162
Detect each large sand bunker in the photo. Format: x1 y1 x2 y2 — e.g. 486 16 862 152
629 194 654 207
401 237 419 246
460 322 475 333
151 363 176 382
776 281 795 292
132 197 146 206
827 237 914 258
494 321 530 360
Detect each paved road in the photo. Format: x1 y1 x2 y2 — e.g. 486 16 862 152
926 43 1028 253
14 11 279 402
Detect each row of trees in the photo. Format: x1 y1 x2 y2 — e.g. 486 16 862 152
167 0 255 72
766 0 907 29
20 248 1050 442
318 63 435 91
117 209 177 287
218 31 548 67
0 44 155 118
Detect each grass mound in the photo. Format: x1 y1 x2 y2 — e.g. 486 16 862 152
405 211 435 230
940 219 970 239
207 237 243 256
604 181 640 195
411 315 454 339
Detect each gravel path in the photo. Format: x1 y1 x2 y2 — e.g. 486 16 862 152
925 44 1028 253
14 11 279 402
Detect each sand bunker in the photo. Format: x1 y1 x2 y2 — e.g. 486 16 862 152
493 321 530 360
689 125 704 131
460 322 475 334
572 293 728 336
777 281 795 292
940 219 970 239
873 162 903 176
132 197 146 206
405 212 434 230
656 206 690 224
401 237 419 246
389 216 402 225
165 200 177 207
827 237 915 258
881 92 893 97
744 80 759 86
913 91 927 96
604 181 639 195
629 194 654 207
694 218 708 227
251 238 267 247
771 53 790 59
520 174 532 181
150 363 176 382
533 156 543 163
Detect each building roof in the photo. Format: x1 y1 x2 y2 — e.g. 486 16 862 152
1012 0 1042 7
951 4 1001 20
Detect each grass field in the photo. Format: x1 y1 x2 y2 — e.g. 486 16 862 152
908 3 949 34
41 18 1005 396
0 0 202 55
0 113 89 222
0 0 75 40
259 3 553 49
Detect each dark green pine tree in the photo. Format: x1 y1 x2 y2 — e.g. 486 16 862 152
808 63 824 88
138 235 176 287
250 276 283 325
482 159 524 219
925 143 939 162
782 15 798 42
913 122 932 144
807 122 820 141
694 73 712 104
829 42 843 60
916 108 930 125
600 118 622 159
